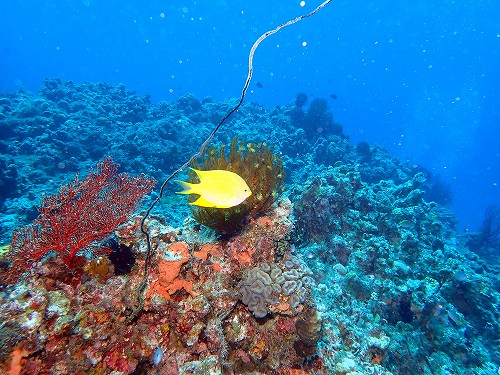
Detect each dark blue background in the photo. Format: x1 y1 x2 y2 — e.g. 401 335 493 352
1 0 499 231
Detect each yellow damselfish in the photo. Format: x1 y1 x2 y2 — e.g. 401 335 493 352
175 168 252 208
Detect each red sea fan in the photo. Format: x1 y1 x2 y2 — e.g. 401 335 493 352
3 157 156 285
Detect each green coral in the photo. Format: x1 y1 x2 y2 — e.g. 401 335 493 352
187 138 285 234
0 244 10 258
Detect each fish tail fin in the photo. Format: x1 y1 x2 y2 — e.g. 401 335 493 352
174 180 196 195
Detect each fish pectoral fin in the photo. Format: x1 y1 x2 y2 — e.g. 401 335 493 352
174 180 196 195
190 196 218 208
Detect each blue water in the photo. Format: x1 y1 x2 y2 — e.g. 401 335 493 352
1 0 499 231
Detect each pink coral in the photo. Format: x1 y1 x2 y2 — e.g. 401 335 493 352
4 157 156 285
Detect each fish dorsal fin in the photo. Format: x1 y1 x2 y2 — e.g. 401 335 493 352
191 168 228 185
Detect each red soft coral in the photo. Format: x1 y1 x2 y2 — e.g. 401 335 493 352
3 157 156 285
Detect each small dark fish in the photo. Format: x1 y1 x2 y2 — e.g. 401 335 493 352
256 82 263 88
330 93 338 100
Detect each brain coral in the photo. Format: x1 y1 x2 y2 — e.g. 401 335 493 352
239 256 314 318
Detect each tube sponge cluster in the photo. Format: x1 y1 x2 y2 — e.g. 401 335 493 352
240 257 314 318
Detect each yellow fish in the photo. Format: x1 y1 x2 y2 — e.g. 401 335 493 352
175 168 252 208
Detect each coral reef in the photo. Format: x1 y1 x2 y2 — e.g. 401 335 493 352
0 199 328 374
288 94 343 140
291 165 500 374
466 204 500 259
1 81 499 374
